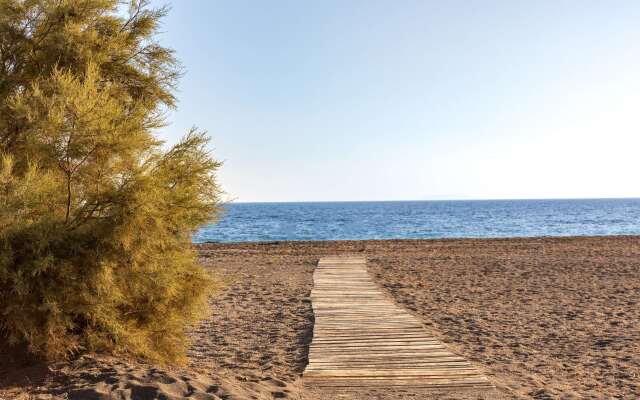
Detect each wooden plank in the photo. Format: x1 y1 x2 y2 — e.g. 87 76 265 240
303 255 494 392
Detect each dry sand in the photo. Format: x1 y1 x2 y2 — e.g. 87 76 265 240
1 237 638 399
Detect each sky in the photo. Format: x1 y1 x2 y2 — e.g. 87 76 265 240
150 0 640 202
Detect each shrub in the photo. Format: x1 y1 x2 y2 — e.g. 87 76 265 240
0 0 222 363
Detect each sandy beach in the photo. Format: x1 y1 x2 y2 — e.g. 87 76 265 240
1 236 638 399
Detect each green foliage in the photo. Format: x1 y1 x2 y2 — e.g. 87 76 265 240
0 0 222 363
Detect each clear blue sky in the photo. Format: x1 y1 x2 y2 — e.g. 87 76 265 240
152 1 640 202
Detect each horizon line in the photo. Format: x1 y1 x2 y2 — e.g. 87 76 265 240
224 196 640 205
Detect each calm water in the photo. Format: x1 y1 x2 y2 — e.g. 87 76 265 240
193 198 640 243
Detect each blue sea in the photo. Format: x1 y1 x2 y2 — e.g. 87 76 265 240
193 198 640 243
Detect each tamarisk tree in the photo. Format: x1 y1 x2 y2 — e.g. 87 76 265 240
0 0 222 363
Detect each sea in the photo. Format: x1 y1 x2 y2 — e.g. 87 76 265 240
193 198 640 243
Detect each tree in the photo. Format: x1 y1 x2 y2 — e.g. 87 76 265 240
0 0 222 364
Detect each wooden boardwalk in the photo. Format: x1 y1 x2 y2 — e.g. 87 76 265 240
303 256 494 391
